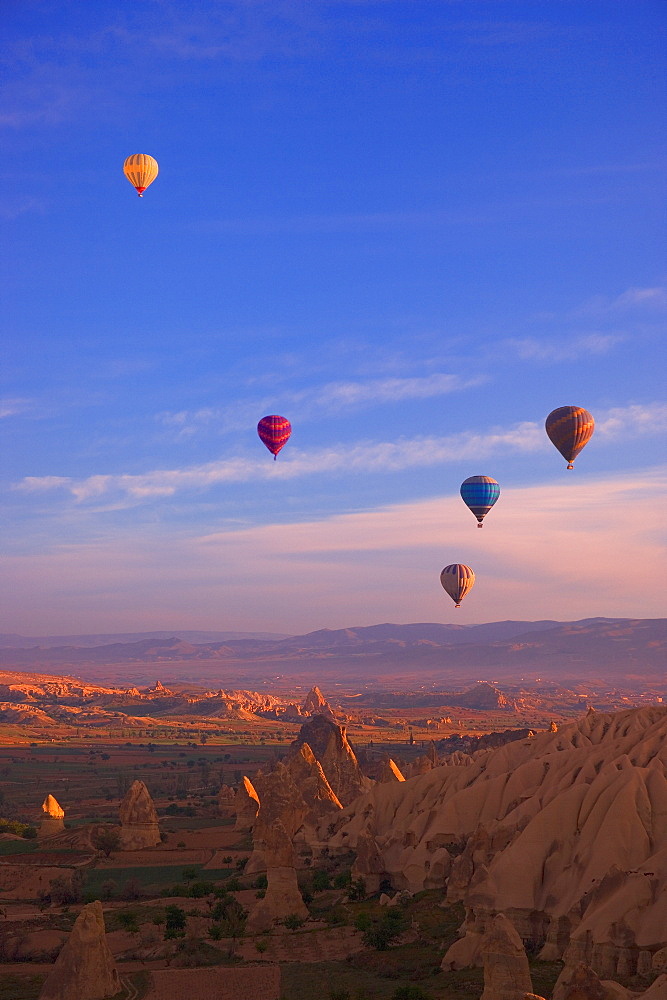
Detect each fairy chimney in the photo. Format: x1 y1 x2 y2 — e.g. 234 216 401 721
118 780 160 850
38 794 65 839
38 900 120 1000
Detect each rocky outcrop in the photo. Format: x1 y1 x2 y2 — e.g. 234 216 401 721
326 707 667 974
479 914 534 1000
352 829 386 894
292 715 371 806
301 685 335 720
234 776 260 831
246 820 309 933
247 746 342 872
38 900 119 1000
217 784 235 812
38 794 65 839
118 780 160 850
380 758 405 782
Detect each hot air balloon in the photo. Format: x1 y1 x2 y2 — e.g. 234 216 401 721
257 415 291 459
460 476 500 527
123 154 159 197
545 406 594 469
440 564 475 608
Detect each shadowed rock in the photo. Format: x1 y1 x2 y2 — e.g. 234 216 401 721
552 962 609 999
118 780 160 850
480 913 534 1000
38 900 119 1000
246 820 309 932
292 715 370 805
247 747 342 872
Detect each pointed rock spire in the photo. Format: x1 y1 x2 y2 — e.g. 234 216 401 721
380 758 405 782
118 780 160 850
38 900 119 1000
39 794 65 839
480 913 534 1000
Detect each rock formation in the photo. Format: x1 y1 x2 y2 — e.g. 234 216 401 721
301 685 336 720
38 794 65 839
234 776 260 831
246 745 342 871
324 706 667 976
479 914 534 1000
246 819 309 933
38 900 120 1000
351 828 386 894
292 715 371 805
118 780 160 849
380 758 405 782
217 784 235 812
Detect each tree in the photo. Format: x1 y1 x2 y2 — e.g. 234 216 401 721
92 827 121 858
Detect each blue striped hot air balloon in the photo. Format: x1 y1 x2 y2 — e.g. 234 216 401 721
460 476 500 527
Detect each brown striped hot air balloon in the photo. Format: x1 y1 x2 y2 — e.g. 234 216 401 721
440 564 475 608
123 154 159 197
545 406 595 469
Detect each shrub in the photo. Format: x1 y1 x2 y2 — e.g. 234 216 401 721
312 869 331 892
283 913 305 931
392 988 433 1000
91 827 121 857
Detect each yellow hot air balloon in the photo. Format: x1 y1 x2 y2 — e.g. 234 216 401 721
123 154 159 197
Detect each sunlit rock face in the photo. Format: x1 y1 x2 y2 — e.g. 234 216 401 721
38 794 65 839
301 685 336 721
118 780 160 850
234 775 260 831
325 706 667 977
38 900 120 1000
379 758 405 782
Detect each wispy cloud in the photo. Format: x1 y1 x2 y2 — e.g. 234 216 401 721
574 285 667 317
503 333 623 363
15 402 666 505
0 397 33 419
156 371 484 439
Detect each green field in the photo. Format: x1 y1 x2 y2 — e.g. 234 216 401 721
84 864 234 898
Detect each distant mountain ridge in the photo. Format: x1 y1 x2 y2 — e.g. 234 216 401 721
0 629 290 649
0 618 663 685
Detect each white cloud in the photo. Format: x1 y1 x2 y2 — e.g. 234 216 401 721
575 285 667 317
156 371 484 438
505 333 623 362
14 402 666 505
596 403 667 439
0 397 33 418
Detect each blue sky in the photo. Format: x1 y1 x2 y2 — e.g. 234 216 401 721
1 0 665 634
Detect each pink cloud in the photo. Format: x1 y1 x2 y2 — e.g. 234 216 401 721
2 470 665 634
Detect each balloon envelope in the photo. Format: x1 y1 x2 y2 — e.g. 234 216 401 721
123 154 159 197
257 415 292 459
545 406 594 468
460 476 500 526
440 564 475 607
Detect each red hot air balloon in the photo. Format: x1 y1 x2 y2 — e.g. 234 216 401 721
545 406 595 469
440 564 475 608
257 415 291 459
